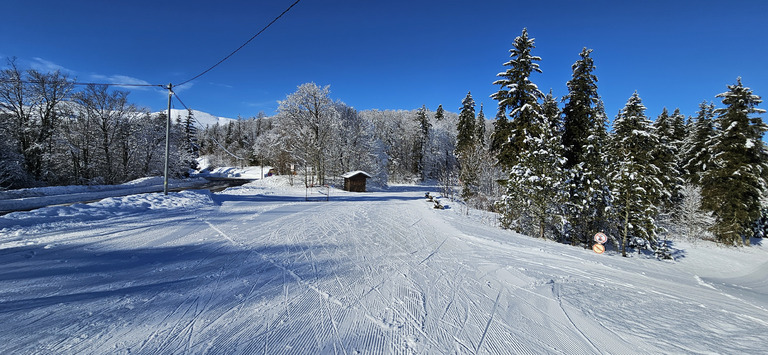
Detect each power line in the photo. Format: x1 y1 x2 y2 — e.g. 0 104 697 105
175 0 301 87
0 78 163 88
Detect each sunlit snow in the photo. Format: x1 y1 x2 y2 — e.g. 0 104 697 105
1 175 767 353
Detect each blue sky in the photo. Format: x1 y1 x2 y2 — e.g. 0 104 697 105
2 0 767 122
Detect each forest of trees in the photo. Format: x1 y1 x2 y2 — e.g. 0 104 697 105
2 28 766 252
482 29 767 252
196 83 469 192
0 58 196 188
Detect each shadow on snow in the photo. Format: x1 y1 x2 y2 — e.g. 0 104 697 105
0 241 345 314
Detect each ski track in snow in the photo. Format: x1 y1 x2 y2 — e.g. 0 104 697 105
1 182 767 354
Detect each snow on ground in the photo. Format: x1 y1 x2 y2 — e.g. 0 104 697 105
0 177 208 213
1 176 767 354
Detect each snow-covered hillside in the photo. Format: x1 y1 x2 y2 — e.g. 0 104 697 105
1 177 767 354
160 109 236 127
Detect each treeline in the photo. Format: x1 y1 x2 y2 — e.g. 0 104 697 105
196 83 473 191
0 59 197 188
460 29 767 251
199 30 767 251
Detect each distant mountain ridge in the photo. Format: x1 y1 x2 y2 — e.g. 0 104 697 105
154 109 236 128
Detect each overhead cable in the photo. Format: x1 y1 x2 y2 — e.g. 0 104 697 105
175 0 301 87
0 78 163 88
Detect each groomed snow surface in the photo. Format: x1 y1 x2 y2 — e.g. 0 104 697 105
1 176 767 354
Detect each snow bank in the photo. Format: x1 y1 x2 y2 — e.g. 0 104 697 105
0 177 208 213
0 190 214 242
193 165 272 180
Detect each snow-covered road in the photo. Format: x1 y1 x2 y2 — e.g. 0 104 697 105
1 181 767 354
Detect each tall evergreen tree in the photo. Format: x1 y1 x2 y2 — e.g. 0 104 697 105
701 78 767 246
435 104 445 121
414 105 431 180
561 48 610 245
490 107 510 160
681 101 716 184
562 48 599 170
670 108 688 149
456 91 476 154
184 109 199 158
608 92 664 256
490 28 545 170
497 92 566 238
652 107 683 211
476 103 486 146
456 92 478 200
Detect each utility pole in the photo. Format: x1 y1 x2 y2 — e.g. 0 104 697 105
164 83 173 195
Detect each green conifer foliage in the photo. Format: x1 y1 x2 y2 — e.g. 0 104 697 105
608 92 663 256
490 28 544 170
561 48 609 246
682 101 716 185
701 78 767 246
476 103 486 147
435 104 445 121
497 92 566 239
652 108 683 211
456 92 476 154
562 48 598 170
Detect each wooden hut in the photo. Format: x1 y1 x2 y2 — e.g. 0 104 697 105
341 171 371 192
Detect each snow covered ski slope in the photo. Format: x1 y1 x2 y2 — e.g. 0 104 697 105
1 181 767 354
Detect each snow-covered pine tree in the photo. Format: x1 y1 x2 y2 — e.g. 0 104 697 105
652 107 683 212
435 104 445 121
414 105 431 180
681 101 716 185
456 92 478 201
490 107 511 163
608 92 664 256
560 47 611 246
701 78 767 246
476 103 486 147
670 108 688 151
497 92 566 239
456 91 476 154
490 28 545 170
184 109 199 158
562 48 598 171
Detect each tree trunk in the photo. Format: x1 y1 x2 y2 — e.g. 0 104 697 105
622 199 630 257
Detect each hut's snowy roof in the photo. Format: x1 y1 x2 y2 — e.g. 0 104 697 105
341 170 372 179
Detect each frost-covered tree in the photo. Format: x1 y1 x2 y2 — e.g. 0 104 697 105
561 49 610 246
326 102 388 186
71 84 144 184
652 107 683 211
0 59 74 183
670 108 688 151
608 92 664 256
681 101 716 185
456 92 478 200
414 105 431 180
277 83 338 185
491 28 545 169
497 92 566 239
675 184 715 243
562 48 599 170
0 112 26 188
701 78 767 246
